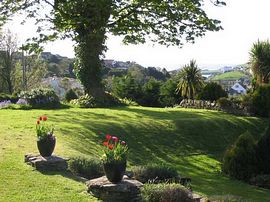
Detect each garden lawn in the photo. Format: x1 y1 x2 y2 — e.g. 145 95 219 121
0 106 270 201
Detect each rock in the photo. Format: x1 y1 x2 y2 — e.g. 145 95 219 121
25 154 68 171
86 175 143 202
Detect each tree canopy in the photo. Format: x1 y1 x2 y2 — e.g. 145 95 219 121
0 0 225 99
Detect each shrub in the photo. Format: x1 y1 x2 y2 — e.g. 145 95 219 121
0 93 11 102
132 164 179 183
198 82 228 101
19 88 60 108
222 132 258 181
252 84 270 117
119 97 139 106
255 122 270 174
217 97 232 109
141 183 193 202
70 94 96 108
65 89 78 102
250 175 270 189
68 157 104 179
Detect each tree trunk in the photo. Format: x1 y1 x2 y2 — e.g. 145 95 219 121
75 32 105 98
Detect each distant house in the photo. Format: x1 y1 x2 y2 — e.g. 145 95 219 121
222 66 233 73
229 82 247 95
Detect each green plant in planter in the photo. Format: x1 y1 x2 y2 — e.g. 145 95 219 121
35 116 56 157
101 135 128 183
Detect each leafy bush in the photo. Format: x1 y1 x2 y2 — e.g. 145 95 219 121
0 93 18 103
65 89 78 102
19 88 60 108
250 175 270 189
198 82 227 101
141 183 193 202
119 97 139 106
255 122 270 174
252 84 270 117
222 132 258 181
70 94 96 108
132 164 179 183
68 157 104 179
140 78 162 107
217 97 232 109
159 79 180 107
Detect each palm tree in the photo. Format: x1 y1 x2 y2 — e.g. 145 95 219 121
176 60 204 99
249 40 270 85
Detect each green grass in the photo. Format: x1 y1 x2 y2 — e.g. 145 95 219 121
212 71 248 80
0 107 270 201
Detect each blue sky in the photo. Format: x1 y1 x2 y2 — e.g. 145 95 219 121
6 0 270 70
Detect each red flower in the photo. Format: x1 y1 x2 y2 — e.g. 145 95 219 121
109 145 114 150
112 136 119 142
121 141 126 145
103 142 108 146
37 120 40 125
39 117 42 121
42 116 47 121
106 134 112 140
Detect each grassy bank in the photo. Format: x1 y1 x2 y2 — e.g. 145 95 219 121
0 107 269 201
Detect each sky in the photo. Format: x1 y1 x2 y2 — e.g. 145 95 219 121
5 0 270 71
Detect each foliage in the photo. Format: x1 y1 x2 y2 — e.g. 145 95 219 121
119 98 139 106
101 135 128 163
255 121 270 174
112 75 142 101
217 97 232 109
198 82 227 101
222 132 258 181
132 164 179 183
0 100 12 109
249 40 270 84
0 93 18 103
0 0 225 98
140 78 162 107
35 116 54 140
176 60 204 99
141 183 193 202
250 175 270 189
19 88 60 108
65 89 78 102
0 30 18 94
68 157 104 180
70 94 96 108
159 79 180 107
251 84 270 117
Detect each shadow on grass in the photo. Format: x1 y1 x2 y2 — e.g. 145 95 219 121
39 170 88 183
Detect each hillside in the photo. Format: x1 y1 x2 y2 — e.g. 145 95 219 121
0 107 269 201
211 71 249 80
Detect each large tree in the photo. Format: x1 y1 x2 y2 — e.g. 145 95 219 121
0 30 18 94
0 0 225 98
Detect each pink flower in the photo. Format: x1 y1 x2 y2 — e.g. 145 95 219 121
112 136 119 143
121 141 126 145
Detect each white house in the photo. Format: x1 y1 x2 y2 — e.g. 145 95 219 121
230 82 247 95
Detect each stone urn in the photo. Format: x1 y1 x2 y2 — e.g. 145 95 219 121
37 134 56 157
103 160 126 183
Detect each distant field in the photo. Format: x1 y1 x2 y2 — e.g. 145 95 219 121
0 107 269 201
211 71 248 80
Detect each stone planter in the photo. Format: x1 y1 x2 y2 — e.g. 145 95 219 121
103 160 126 183
37 136 56 157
